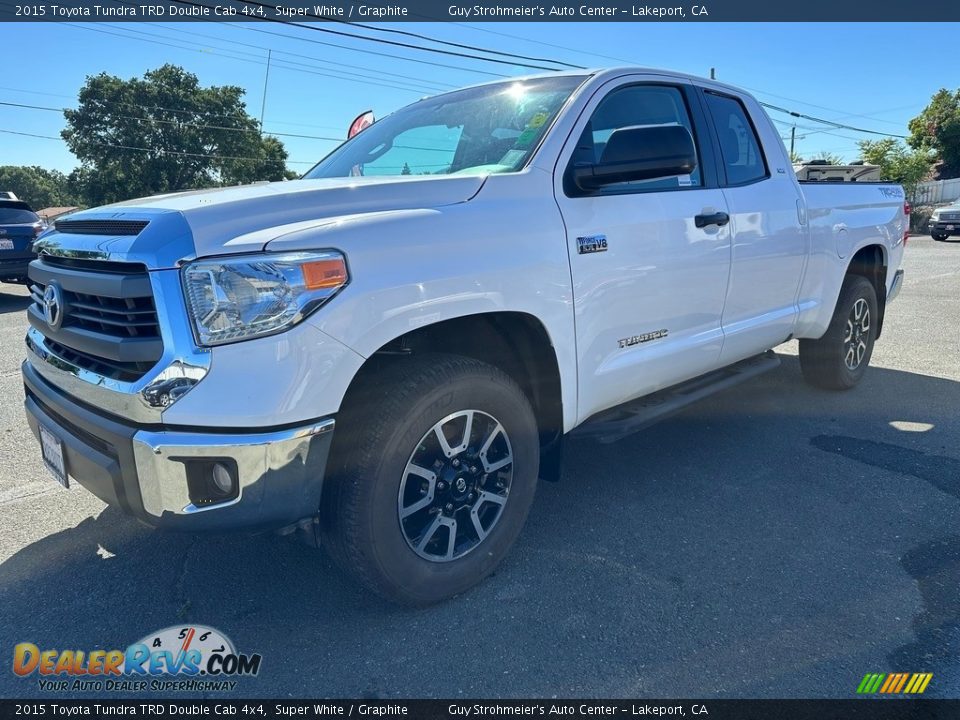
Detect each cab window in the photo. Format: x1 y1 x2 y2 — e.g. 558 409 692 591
568 84 702 193
703 91 769 185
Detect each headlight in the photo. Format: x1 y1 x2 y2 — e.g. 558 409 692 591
182 251 348 346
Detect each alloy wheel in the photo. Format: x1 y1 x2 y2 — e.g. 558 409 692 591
398 410 513 562
843 297 870 370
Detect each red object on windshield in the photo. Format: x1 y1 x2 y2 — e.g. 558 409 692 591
348 110 375 139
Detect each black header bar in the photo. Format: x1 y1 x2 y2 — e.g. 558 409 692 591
0 700 958 719
2 0 959 22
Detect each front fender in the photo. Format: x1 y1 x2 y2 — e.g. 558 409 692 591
266 177 580 431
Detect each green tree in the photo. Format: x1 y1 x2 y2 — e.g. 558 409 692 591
62 65 295 206
813 151 846 165
907 88 960 178
0 165 78 209
857 139 933 196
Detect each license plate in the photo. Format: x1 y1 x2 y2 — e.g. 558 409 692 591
947 225 955 231
0 239 13 250
39 424 69 488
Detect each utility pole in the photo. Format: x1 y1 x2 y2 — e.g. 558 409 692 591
790 125 796 160
709 67 715 80
259 49 272 135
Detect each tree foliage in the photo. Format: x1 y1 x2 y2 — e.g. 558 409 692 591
907 88 960 178
857 138 933 196
814 151 845 165
0 165 78 209
62 65 295 206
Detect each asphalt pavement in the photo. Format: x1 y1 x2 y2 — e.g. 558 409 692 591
0 236 957 699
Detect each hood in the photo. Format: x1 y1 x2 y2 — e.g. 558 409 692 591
37 175 486 268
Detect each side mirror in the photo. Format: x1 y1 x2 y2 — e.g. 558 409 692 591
572 125 698 192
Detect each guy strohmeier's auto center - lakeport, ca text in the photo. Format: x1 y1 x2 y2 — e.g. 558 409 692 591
9 4 707 19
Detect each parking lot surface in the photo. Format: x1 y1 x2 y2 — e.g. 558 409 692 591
0 236 957 699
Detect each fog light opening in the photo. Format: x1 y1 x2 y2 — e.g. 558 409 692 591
177 457 240 507
210 462 234 496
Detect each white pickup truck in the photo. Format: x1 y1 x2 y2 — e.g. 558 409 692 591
22 68 906 605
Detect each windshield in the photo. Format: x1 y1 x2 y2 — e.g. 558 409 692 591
304 76 587 180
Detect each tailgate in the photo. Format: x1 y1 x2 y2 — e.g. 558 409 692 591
0 224 37 259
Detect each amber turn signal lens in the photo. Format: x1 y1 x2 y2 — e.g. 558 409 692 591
302 258 348 290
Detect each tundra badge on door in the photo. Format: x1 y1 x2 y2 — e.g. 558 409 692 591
618 329 669 348
577 234 607 254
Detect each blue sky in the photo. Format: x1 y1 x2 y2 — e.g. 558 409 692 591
1 22 952 173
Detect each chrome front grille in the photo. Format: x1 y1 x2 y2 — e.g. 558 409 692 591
30 283 160 340
27 257 164 381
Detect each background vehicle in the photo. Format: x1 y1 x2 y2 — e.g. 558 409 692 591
0 199 43 284
794 160 882 182
21 68 906 605
928 200 960 241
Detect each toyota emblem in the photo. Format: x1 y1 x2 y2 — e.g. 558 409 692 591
42 283 64 330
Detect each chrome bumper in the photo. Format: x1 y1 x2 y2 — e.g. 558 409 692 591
132 420 335 519
23 360 336 531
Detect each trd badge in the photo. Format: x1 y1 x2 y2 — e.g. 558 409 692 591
577 234 607 254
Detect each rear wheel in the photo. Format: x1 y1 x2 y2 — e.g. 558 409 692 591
320 354 539 606
799 274 878 391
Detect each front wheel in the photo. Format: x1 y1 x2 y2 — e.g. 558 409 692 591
799 274 878 391
932 232 949 242
320 354 539 606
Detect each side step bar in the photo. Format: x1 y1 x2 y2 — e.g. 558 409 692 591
572 351 781 444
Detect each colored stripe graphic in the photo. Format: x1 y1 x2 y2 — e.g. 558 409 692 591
905 673 934 694
893 673 909 693
857 672 932 694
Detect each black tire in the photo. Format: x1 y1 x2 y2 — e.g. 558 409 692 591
320 353 539 606
932 232 948 242
799 274 878 391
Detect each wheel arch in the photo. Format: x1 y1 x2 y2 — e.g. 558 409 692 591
337 311 566 482
845 243 888 339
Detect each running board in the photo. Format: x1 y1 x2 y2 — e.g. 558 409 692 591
572 351 781 444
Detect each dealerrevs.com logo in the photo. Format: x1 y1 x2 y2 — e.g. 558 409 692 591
12 625 261 693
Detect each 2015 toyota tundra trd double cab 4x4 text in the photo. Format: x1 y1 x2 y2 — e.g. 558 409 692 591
22 69 906 605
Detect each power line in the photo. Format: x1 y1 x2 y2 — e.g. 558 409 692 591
759 102 908 139
735 83 920 128
147 21 458 91
0 127 315 164
0 99 346 142
235 0 584 69
227 22 507 79
63 23 445 98
166 0 568 72
99 3 458 92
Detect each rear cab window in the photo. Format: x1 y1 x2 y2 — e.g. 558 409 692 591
0 205 39 224
703 91 769 186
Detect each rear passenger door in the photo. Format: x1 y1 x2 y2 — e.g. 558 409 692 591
554 78 733 424
700 90 808 363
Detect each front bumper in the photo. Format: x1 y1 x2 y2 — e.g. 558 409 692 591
928 221 957 235
22 360 335 532
0 256 33 281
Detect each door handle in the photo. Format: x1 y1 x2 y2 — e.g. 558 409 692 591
694 211 730 228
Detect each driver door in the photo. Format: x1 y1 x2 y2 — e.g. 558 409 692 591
553 80 733 424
